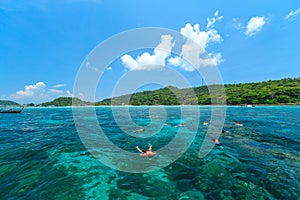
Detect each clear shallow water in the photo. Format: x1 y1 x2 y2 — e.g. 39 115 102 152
0 106 299 199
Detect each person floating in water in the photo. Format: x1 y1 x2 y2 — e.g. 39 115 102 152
235 122 243 127
212 138 222 146
135 128 145 133
175 123 184 128
136 144 156 158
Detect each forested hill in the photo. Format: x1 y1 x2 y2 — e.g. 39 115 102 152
224 78 300 104
40 97 92 107
96 77 300 105
0 100 20 107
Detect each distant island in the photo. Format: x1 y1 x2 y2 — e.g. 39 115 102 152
0 100 21 107
40 97 92 107
2 77 299 107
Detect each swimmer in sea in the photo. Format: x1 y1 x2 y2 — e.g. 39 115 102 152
175 123 184 128
235 122 243 127
135 128 145 133
203 121 209 126
136 144 156 159
212 138 222 146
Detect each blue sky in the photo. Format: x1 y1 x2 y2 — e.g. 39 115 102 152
0 0 300 103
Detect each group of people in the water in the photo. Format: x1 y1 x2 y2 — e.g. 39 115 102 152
135 120 244 158
211 121 244 147
203 120 243 127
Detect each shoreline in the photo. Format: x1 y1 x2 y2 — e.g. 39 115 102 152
22 104 300 108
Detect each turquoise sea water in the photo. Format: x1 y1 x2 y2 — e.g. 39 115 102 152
0 106 299 199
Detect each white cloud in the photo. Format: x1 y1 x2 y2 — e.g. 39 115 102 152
15 82 46 98
106 66 112 71
169 51 223 71
120 11 223 72
180 22 222 50
245 16 266 36
233 16 268 37
121 34 174 71
168 57 195 72
207 10 224 30
285 8 300 20
180 24 208 49
169 11 223 71
52 84 66 88
11 82 77 103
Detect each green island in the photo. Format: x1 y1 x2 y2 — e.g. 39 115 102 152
97 77 300 106
19 77 299 107
39 97 92 107
0 100 21 107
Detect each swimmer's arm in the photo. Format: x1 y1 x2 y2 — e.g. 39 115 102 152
136 146 143 153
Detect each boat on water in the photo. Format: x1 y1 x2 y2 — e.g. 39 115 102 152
0 107 24 114
240 104 255 107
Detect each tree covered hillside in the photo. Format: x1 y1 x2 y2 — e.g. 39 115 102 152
224 78 300 104
97 77 300 105
40 97 92 107
0 100 20 107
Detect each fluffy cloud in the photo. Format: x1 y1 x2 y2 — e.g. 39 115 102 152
245 16 266 36
121 34 174 71
169 11 223 71
180 23 222 49
285 8 300 20
233 16 268 37
120 11 223 72
12 82 74 103
15 82 46 98
168 57 195 72
169 52 222 72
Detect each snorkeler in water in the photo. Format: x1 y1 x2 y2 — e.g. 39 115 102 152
135 128 145 133
212 138 222 146
136 144 156 158
235 122 243 127
175 123 184 128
